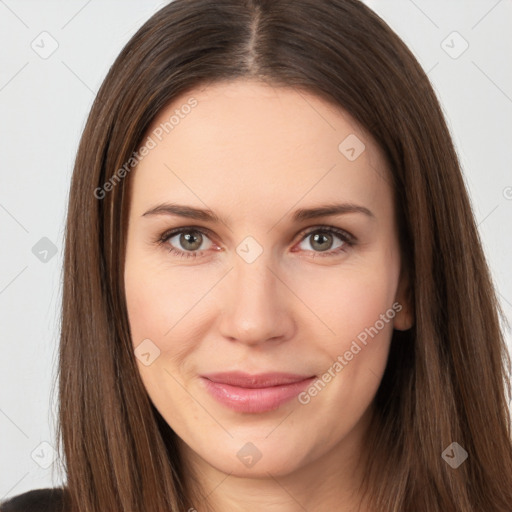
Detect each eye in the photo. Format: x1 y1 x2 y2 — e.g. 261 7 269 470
293 226 354 257
156 225 355 260
157 228 216 259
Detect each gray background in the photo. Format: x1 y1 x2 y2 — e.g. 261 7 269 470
1 0 511 499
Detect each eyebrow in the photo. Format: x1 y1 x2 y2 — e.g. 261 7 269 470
142 202 375 224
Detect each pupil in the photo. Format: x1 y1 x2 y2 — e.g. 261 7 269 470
181 231 201 250
312 232 332 251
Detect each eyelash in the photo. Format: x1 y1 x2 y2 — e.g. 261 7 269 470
155 225 356 260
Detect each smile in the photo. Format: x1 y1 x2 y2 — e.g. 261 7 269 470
199 371 317 413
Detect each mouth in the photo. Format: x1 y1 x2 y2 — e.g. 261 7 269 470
200 371 316 413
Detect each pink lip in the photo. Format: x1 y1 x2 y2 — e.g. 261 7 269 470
200 371 316 413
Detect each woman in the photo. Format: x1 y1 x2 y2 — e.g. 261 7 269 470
2 0 511 510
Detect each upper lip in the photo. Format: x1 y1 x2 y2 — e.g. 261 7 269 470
201 371 315 388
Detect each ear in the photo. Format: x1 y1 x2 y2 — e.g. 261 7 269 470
393 266 414 331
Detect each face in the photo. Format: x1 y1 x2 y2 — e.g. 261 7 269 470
124 79 412 481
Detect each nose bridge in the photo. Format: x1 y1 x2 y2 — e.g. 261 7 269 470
218 248 294 345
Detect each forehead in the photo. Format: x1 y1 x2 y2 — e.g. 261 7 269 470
130 79 392 219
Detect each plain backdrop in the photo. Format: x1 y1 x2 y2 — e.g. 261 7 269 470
1 0 511 499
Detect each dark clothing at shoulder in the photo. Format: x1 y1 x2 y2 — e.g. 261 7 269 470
0 488 68 512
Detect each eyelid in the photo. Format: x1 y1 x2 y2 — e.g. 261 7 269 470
156 225 218 245
157 224 355 243
296 224 356 245
156 224 356 258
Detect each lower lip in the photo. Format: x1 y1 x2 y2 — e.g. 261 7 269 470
200 377 316 413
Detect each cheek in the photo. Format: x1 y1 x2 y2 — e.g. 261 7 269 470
125 254 205 347
300 316 395 445
317 281 394 390
124 257 224 399
124 261 205 419
290 250 400 346
292 253 399 419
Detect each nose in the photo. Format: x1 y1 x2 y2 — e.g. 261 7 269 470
217 254 296 346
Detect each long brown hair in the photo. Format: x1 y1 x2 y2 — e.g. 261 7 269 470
56 0 512 510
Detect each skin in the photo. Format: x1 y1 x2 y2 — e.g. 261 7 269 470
124 79 413 512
